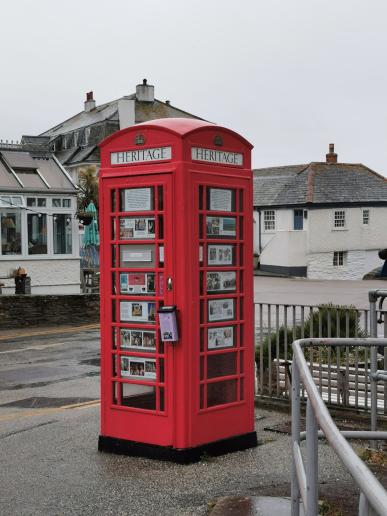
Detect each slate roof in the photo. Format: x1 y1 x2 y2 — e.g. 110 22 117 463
40 97 205 138
40 94 206 168
0 146 76 193
253 162 387 207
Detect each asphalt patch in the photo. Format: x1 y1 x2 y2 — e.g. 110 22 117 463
264 418 369 434
79 358 100 367
0 396 96 409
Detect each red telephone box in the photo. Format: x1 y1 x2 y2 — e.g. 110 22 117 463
98 118 257 462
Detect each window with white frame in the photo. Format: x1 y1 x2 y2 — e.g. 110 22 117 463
0 193 76 258
333 210 346 228
53 214 72 254
263 210 276 231
0 195 24 208
333 251 347 266
28 213 47 255
52 198 72 208
362 209 370 226
1 212 22 255
27 197 47 208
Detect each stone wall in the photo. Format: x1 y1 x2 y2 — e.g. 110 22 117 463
0 294 99 330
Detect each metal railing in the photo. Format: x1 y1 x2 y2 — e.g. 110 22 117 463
255 301 387 414
291 337 387 516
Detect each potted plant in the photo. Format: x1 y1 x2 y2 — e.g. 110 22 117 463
77 211 94 226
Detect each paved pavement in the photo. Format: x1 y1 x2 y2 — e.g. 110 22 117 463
254 276 387 309
0 327 379 515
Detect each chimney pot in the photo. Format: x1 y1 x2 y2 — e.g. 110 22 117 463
84 91 96 112
165 100 170 105
136 79 154 103
326 143 338 164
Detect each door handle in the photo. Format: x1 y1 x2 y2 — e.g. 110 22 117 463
167 277 173 291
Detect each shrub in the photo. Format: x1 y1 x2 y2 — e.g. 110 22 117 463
256 303 366 370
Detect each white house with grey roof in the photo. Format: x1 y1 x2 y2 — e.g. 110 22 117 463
0 137 80 294
253 145 387 280
39 79 205 182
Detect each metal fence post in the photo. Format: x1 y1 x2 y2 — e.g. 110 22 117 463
291 359 301 516
369 293 378 445
306 399 318 516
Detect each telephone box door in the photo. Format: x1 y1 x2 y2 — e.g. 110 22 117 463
188 172 255 445
100 173 174 446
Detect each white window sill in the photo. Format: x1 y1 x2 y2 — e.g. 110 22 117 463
0 255 80 261
332 228 348 231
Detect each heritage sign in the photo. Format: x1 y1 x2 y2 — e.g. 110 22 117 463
111 146 172 165
191 147 243 166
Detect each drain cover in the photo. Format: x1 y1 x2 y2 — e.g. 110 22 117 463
0 397 96 409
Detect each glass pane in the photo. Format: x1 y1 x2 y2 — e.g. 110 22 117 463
1 212 22 255
27 198 36 207
119 301 156 324
208 298 235 322
206 216 236 239
0 196 11 208
37 198 46 207
207 379 237 407
52 198 61 207
120 187 154 212
207 326 235 350
206 188 235 212
159 388 165 411
119 217 155 240
120 244 155 268
62 199 71 208
238 190 244 211
121 355 156 381
120 329 156 352
119 272 155 295
111 189 116 213
53 214 72 254
157 186 163 211
206 271 236 293
11 196 23 207
28 213 47 254
293 210 304 230
207 245 235 266
120 382 156 410
207 353 237 379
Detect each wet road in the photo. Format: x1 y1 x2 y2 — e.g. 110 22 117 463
254 276 387 309
0 327 363 515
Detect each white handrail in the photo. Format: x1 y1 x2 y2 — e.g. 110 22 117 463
291 338 387 516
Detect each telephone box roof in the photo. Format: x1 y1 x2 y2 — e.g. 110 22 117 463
99 118 253 149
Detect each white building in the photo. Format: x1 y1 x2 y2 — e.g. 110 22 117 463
253 145 387 279
0 137 80 294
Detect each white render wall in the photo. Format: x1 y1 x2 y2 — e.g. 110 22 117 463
254 206 386 279
307 250 382 280
260 231 307 267
0 259 81 294
308 207 387 253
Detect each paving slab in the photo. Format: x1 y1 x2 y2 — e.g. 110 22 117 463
210 496 304 516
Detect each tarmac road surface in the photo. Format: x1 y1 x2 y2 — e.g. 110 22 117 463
0 326 374 515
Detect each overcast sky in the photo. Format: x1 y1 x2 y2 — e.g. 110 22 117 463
1 0 387 174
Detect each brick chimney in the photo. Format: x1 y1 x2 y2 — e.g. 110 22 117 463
136 79 154 102
326 143 337 164
84 91 96 112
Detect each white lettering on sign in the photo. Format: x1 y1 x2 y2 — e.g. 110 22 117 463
191 147 243 166
111 146 172 165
